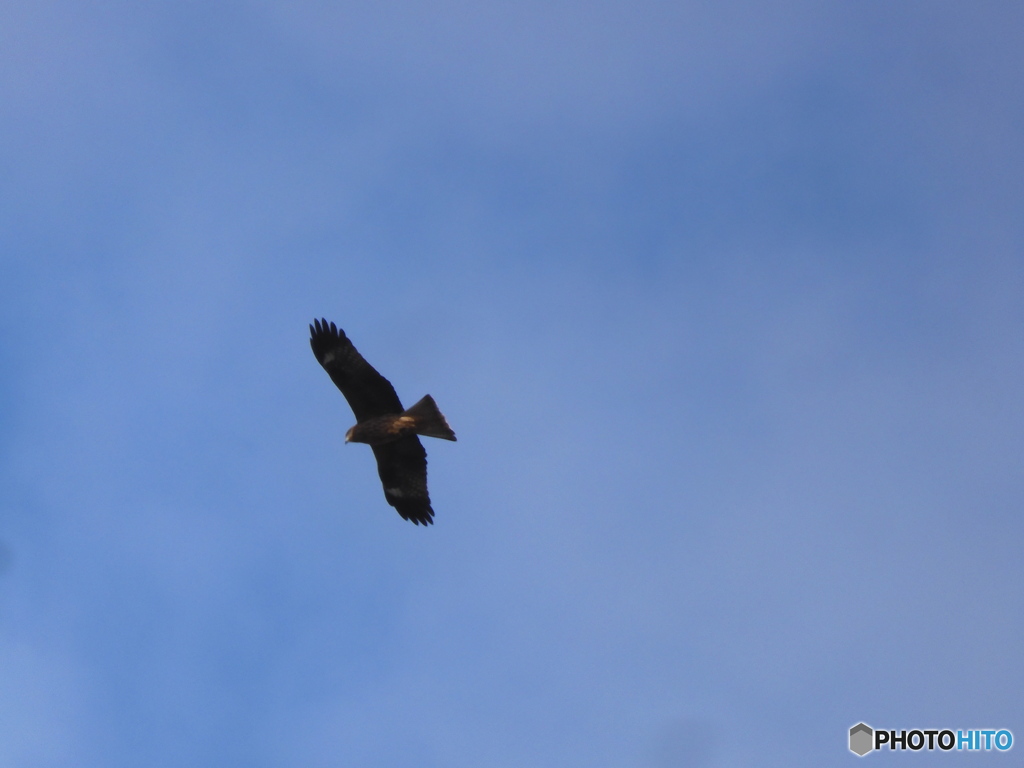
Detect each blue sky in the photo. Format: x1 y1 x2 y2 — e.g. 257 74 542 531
1 1 1022 766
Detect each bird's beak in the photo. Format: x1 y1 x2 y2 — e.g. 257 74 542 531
344 428 353 443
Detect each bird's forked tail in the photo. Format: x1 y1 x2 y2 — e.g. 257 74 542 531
404 395 457 441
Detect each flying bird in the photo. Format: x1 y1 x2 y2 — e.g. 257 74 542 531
309 318 456 525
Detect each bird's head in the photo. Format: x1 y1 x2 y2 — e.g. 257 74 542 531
344 426 356 443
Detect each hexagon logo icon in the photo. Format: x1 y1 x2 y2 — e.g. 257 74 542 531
850 723 874 756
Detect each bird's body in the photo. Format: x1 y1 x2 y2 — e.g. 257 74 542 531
345 394 456 446
309 318 455 525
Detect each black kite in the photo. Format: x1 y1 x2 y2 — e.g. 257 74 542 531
309 319 456 525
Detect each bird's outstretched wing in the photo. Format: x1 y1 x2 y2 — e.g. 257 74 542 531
372 436 434 526
309 318 404 422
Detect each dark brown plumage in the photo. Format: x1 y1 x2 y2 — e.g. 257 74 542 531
309 319 456 526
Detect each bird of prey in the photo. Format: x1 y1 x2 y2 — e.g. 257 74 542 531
309 318 456 525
